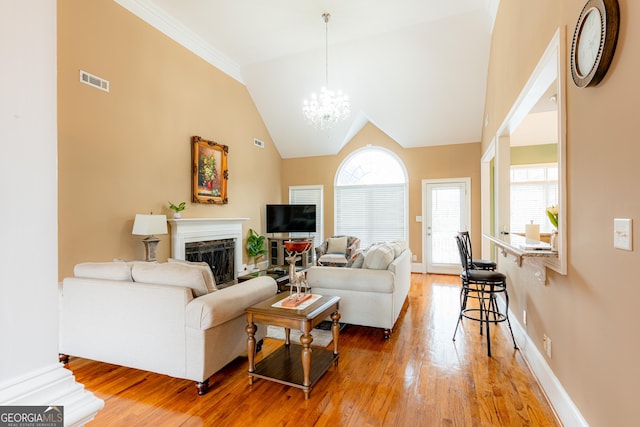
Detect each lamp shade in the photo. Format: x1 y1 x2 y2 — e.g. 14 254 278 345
132 214 168 236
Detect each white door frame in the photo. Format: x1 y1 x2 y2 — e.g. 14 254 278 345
422 178 471 274
480 140 495 261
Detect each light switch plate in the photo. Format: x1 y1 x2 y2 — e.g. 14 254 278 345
614 218 632 251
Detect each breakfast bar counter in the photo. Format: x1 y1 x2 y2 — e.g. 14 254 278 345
483 233 557 267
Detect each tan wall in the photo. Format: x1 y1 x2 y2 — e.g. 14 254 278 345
484 1 640 425
511 144 557 165
282 123 482 263
57 0 282 279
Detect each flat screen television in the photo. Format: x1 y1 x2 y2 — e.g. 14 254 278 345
266 204 316 233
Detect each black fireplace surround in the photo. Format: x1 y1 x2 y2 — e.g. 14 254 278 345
185 239 235 286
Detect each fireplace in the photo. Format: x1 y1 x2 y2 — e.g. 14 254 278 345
167 218 248 285
185 239 235 285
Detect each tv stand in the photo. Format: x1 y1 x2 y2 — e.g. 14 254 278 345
268 237 314 269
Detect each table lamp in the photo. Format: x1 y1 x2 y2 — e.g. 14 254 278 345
132 213 168 261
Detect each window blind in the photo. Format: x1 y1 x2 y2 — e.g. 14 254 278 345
289 185 323 248
510 165 558 233
335 183 406 248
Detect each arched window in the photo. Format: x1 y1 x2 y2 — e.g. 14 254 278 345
335 147 408 248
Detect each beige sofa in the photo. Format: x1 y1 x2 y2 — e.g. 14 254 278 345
306 242 411 338
58 261 277 394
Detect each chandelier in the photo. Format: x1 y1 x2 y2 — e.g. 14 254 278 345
302 13 350 130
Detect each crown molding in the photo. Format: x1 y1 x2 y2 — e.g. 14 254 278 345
484 0 499 33
113 0 244 84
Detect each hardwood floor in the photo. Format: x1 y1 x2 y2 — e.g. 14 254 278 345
67 274 560 426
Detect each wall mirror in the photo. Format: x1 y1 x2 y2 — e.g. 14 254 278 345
482 28 567 275
509 83 558 241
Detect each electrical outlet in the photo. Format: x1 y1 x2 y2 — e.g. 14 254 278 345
523 310 527 326
412 254 417 261
543 334 552 358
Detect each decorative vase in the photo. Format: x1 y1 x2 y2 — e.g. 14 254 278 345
173 212 181 219
550 230 558 251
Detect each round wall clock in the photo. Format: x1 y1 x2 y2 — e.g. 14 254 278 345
570 0 620 87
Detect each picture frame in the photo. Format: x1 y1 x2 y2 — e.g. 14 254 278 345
191 135 228 204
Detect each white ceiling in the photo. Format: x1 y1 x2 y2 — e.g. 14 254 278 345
116 0 499 158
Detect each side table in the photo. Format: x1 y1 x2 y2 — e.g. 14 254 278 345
238 268 307 293
245 293 340 399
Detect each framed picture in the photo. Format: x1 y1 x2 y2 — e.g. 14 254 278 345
192 135 228 204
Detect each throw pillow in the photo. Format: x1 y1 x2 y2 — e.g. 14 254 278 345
74 262 133 281
131 262 211 297
350 249 366 269
363 244 395 270
167 258 217 292
326 236 348 254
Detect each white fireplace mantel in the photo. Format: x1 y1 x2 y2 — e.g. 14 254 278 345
167 218 248 276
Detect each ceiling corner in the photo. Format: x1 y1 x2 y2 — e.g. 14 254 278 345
113 0 245 84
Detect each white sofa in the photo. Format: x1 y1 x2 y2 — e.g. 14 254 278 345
306 242 411 338
58 261 277 394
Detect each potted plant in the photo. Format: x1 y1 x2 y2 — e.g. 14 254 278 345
169 201 186 219
546 205 559 250
246 229 268 271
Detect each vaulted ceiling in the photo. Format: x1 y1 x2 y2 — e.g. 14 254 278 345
116 0 499 158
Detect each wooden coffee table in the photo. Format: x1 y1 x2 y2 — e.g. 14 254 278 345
245 293 340 399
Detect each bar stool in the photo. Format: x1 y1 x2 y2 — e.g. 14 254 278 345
456 231 497 328
452 234 517 356
458 231 496 271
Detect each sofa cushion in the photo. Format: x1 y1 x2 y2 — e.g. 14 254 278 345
168 258 217 292
363 244 395 270
387 241 403 258
306 266 395 293
131 262 211 297
319 253 348 266
326 236 348 254
186 276 278 330
74 262 133 281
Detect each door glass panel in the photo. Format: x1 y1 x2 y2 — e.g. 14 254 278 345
430 186 462 264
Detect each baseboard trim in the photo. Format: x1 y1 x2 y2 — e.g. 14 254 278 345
498 298 588 427
411 262 425 273
0 363 104 426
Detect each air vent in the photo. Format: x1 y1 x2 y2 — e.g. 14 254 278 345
253 138 265 148
79 70 109 92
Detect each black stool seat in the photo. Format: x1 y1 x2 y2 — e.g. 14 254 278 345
461 269 505 282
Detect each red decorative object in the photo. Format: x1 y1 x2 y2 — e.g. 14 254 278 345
281 293 314 307
284 240 312 253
